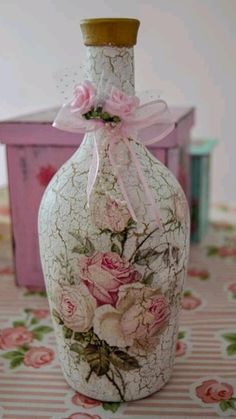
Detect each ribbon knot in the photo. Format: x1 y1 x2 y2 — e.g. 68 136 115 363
53 82 174 228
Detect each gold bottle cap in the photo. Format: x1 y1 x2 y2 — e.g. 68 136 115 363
80 18 140 47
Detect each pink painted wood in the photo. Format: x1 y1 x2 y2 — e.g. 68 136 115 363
0 106 195 288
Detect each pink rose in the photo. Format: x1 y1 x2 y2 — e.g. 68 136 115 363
94 283 170 352
80 252 141 306
218 247 236 257
68 414 101 419
70 81 96 115
72 392 101 408
196 379 234 403
23 346 54 368
0 266 14 275
0 326 33 349
104 87 139 120
31 309 50 319
54 284 96 332
182 294 201 310
228 283 236 294
92 195 131 232
188 268 209 280
176 340 187 356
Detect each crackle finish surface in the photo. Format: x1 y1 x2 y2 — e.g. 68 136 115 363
38 46 190 402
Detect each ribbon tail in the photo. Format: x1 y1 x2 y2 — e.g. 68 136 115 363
124 138 161 228
86 132 100 207
108 139 138 223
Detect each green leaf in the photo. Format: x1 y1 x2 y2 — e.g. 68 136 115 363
134 248 162 265
111 243 121 255
99 228 112 235
127 218 136 228
178 331 186 340
227 399 236 409
69 231 85 243
72 245 88 254
73 330 94 343
110 349 140 371
32 332 43 341
219 400 229 412
24 290 47 297
10 356 24 369
102 401 121 413
32 325 53 341
142 272 154 285
222 333 236 343
226 343 236 356
84 238 95 255
2 350 25 360
12 320 25 327
183 290 192 297
72 238 95 256
62 326 73 339
84 344 110 377
52 308 63 325
70 343 84 355
32 326 53 334
115 233 125 243
74 332 85 342
39 290 47 297
24 308 31 314
30 318 39 325
101 111 112 121
207 246 219 256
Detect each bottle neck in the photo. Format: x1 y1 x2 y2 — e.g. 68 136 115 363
84 46 135 95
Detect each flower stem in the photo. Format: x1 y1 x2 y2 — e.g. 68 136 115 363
85 367 93 382
129 226 159 262
105 371 125 401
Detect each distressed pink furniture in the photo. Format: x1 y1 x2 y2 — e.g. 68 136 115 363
0 106 194 288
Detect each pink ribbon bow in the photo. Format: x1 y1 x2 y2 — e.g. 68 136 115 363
53 82 174 227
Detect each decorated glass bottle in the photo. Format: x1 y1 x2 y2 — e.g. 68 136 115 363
38 18 190 402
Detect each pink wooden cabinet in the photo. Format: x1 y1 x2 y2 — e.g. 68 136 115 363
0 106 194 288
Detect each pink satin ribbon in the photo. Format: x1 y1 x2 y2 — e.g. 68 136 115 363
53 99 174 227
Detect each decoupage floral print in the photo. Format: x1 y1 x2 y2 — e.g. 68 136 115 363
190 377 236 416
51 216 171 401
0 308 54 369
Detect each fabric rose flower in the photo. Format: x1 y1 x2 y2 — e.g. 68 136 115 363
182 294 201 310
0 326 33 349
92 195 131 232
176 340 187 357
70 81 96 115
54 284 96 332
30 309 50 319
94 283 170 352
68 414 101 419
188 268 209 280
72 392 101 408
23 346 54 368
104 87 139 120
80 252 141 306
196 379 234 403
218 247 236 257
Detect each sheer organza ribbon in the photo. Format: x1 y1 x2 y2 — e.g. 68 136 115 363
53 95 174 227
